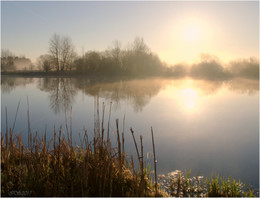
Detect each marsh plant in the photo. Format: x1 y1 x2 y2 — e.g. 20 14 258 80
158 170 256 197
1 99 256 197
1 98 164 197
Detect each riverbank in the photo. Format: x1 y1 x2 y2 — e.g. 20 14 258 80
1 70 164 79
1 120 165 197
1 115 257 197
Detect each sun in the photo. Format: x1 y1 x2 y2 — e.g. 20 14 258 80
183 24 201 42
177 18 203 43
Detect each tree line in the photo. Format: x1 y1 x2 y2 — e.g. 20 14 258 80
1 33 258 80
37 34 165 77
1 49 34 72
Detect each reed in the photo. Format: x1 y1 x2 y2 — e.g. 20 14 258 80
12 99 20 133
5 107 8 135
116 119 122 184
130 127 140 161
65 109 69 143
151 127 158 196
1 100 255 197
1 115 165 197
70 106 72 147
122 113 126 165
140 135 144 197
159 170 256 197
26 96 31 149
101 102 105 142
107 101 112 143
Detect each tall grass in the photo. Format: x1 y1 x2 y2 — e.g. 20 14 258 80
158 170 256 197
1 99 257 197
1 99 164 197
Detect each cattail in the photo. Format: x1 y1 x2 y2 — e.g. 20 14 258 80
140 135 144 197
116 119 122 181
65 109 69 142
130 128 140 161
151 127 158 196
53 125 56 152
122 113 125 164
101 102 105 143
107 101 112 143
131 155 137 196
12 99 21 133
122 132 125 165
5 107 8 135
70 106 72 147
96 96 100 137
27 96 31 149
79 133 83 149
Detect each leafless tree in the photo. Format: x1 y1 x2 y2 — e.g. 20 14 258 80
110 40 121 60
49 33 76 72
131 37 150 54
61 37 76 71
1 49 14 58
49 34 61 72
104 40 123 69
37 54 53 72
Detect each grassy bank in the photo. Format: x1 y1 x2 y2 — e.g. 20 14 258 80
1 102 257 197
1 70 163 79
1 128 256 197
158 170 256 197
1 121 165 197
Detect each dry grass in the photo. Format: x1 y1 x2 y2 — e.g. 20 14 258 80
1 98 166 197
1 126 168 197
1 98 256 197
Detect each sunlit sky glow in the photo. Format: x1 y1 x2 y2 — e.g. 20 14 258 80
1 1 259 64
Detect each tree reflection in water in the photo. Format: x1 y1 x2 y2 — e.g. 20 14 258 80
75 78 167 112
38 78 77 114
2 76 259 114
1 76 34 94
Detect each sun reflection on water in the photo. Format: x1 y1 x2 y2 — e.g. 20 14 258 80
180 87 198 111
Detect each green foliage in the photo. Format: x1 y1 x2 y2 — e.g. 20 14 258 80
165 171 255 197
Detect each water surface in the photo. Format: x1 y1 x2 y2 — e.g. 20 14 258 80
1 76 259 188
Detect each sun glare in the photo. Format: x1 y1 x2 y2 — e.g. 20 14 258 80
184 25 200 42
181 88 198 111
176 17 204 44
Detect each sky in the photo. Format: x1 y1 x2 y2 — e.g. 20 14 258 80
1 1 259 65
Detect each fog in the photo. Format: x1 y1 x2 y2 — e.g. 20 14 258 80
2 76 258 115
169 55 259 80
2 37 258 82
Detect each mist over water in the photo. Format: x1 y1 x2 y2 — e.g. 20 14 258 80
1 75 259 188
1 1 258 196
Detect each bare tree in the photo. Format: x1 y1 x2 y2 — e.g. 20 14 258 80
105 40 122 69
1 49 32 71
49 33 61 72
61 37 76 71
1 49 15 71
49 33 76 72
1 49 14 58
110 40 121 60
37 54 53 72
132 37 150 54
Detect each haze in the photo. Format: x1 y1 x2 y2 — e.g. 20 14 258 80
1 1 259 64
